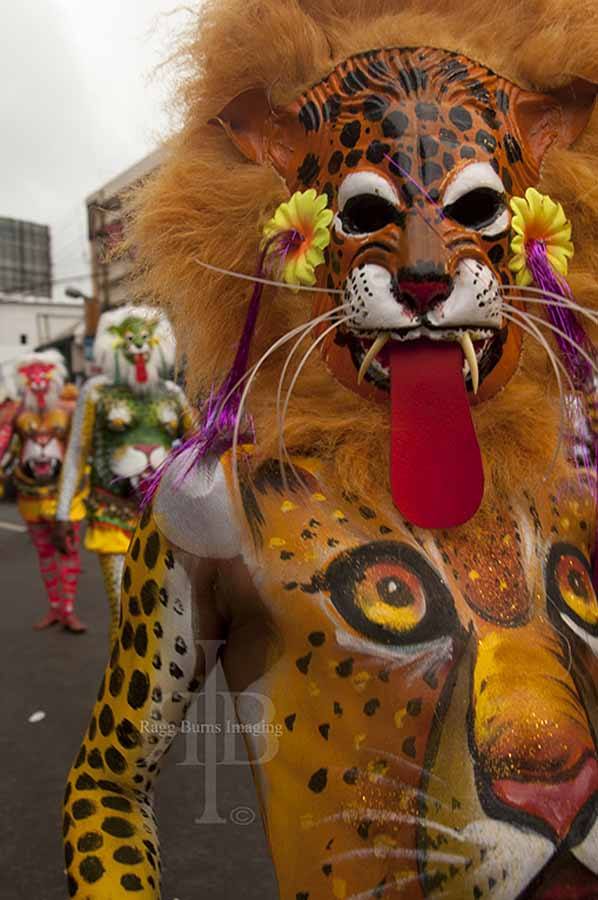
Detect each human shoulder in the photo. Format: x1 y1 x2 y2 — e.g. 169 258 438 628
153 446 242 560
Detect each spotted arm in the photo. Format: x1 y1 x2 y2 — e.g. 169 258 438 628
63 503 226 899
56 376 105 522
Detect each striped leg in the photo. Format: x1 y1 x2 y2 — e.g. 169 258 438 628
27 521 61 628
58 523 86 632
98 553 125 645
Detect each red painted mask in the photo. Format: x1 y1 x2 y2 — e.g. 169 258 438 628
215 47 595 528
19 363 57 410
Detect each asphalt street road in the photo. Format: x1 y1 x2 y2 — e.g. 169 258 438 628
1 500 278 900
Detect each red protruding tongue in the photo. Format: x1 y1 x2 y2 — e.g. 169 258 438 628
134 354 148 384
389 339 484 529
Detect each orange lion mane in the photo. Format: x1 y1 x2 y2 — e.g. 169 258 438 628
128 0 598 511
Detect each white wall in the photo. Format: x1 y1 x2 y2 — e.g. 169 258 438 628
0 298 83 393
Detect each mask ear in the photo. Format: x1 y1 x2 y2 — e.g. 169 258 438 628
513 78 597 167
210 88 298 177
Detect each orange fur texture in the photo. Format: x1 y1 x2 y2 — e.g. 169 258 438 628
128 0 598 507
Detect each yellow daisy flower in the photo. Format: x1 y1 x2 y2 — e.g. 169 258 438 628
509 187 574 286
262 189 334 290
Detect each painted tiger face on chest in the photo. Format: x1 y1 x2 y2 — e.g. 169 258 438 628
215 47 595 530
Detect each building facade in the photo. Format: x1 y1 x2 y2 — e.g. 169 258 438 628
86 148 163 310
0 217 52 298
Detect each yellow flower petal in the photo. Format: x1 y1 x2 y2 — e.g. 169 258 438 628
262 189 333 287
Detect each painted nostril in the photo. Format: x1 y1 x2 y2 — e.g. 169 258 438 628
396 279 453 315
491 755 598 842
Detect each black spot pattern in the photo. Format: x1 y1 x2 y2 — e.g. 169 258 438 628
121 873 144 891
143 532 160 569
328 151 343 175
103 794 132 817
336 658 354 678
133 624 148 657
105 746 127 774
382 110 409 139
340 121 361 148
102 817 135 838
298 153 321 186
140 580 158 616
504 134 522 164
114 846 144 865
80 856 105 884
109 666 125 698
449 106 473 132
75 773 96 791
78 832 103 852
87 748 104 770
296 652 312 675
127 670 150 709
308 631 326 647
476 129 497 153
73 799 96 820
421 162 443 185
366 141 390 164
308 768 328 793
364 698 381 717
99 705 114 737
345 149 363 168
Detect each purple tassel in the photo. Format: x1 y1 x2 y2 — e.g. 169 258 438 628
526 240 593 390
142 230 303 506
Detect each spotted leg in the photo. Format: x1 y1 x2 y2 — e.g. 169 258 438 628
63 507 224 899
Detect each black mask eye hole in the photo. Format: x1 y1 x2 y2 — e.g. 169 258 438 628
444 187 505 231
546 543 598 638
341 194 402 235
320 540 458 646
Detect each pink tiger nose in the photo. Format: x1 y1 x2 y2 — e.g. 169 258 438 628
396 278 453 316
492 755 598 842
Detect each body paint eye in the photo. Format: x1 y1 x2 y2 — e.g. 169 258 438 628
547 544 598 649
321 541 457 646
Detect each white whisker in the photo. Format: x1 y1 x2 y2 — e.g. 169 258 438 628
309 808 485 844
504 307 597 376
230 309 344 496
500 290 598 326
361 746 449 788
275 316 338 487
502 308 569 479
279 315 352 491
194 257 344 294
327 847 468 866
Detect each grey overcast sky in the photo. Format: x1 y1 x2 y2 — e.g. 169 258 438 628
1 0 192 300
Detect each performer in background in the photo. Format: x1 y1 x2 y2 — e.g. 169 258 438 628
0 351 85 631
54 305 193 643
63 1 598 898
